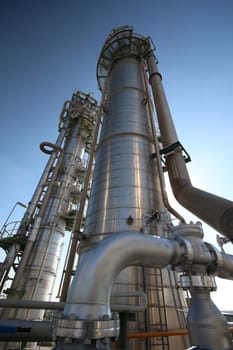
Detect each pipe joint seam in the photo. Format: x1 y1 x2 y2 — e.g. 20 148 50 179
172 223 214 273
56 317 120 340
204 242 224 275
149 71 162 84
173 235 194 272
61 232 182 321
179 274 217 291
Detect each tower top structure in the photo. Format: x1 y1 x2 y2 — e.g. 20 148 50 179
96 25 155 91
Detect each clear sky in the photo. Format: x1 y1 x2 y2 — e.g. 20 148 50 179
1 0 233 310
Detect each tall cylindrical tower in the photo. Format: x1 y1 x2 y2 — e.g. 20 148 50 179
75 26 189 350
0 92 99 350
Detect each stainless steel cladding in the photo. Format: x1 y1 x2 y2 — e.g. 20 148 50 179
5 25 233 350
84 56 162 240
73 27 189 350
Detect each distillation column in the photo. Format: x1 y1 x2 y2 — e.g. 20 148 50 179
0 92 99 350
57 26 189 350
2 26 233 350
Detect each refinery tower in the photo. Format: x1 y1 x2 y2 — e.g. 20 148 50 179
0 26 233 350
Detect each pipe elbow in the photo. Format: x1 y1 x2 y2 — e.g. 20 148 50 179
169 172 233 241
63 232 181 320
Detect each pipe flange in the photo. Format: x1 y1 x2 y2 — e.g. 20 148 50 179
180 274 217 291
56 318 120 340
174 236 194 271
204 242 224 274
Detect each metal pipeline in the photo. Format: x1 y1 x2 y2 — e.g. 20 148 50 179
0 320 53 342
55 224 233 349
216 252 233 280
1 225 232 345
61 232 183 320
146 52 233 240
141 61 186 224
0 244 20 271
0 292 147 313
127 329 189 339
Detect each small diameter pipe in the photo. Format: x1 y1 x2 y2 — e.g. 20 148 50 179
128 328 233 339
141 61 186 223
146 51 233 241
0 299 64 310
0 293 147 313
0 320 53 341
0 321 231 343
111 291 147 312
127 329 188 339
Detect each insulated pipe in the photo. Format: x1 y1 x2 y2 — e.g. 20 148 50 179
216 252 233 280
62 232 183 320
141 61 186 224
0 320 53 341
146 52 233 240
0 244 20 271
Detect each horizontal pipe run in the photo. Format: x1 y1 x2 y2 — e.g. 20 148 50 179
0 299 65 310
0 292 147 312
0 321 231 342
127 328 233 339
0 320 53 341
111 291 147 312
128 329 188 339
58 229 233 321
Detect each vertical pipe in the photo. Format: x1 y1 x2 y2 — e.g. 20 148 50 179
4 120 86 321
146 51 233 240
141 61 186 224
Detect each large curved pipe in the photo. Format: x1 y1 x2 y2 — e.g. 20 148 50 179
63 232 183 320
146 52 233 240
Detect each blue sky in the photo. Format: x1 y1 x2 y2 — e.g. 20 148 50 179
1 0 233 309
